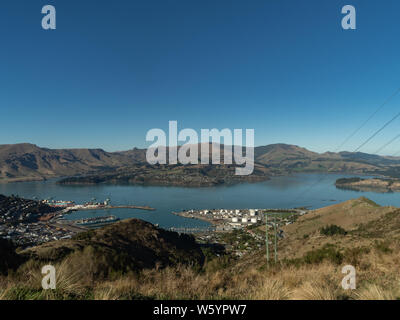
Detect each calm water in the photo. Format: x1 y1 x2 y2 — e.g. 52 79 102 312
0 173 399 229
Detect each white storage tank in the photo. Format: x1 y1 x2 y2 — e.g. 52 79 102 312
249 209 256 216
241 217 248 223
250 218 257 223
232 217 239 223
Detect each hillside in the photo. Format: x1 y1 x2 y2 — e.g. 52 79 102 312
277 197 398 260
57 163 270 187
2 198 400 299
21 218 204 277
0 194 61 224
0 239 22 275
335 177 400 192
255 144 393 175
283 197 393 237
1 142 400 184
0 143 137 182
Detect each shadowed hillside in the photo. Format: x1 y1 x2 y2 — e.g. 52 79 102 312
0 143 138 182
21 218 204 278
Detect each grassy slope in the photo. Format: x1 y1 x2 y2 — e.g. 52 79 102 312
2 197 400 300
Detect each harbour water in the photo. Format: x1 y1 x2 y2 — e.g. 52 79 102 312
0 173 399 229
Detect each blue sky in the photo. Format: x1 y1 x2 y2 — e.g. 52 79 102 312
1 0 400 154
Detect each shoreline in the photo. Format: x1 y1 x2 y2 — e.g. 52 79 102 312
172 208 306 232
74 205 156 211
0 170 383 186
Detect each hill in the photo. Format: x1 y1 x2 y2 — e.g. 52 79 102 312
283 197 394 237
0 239 22 275
335 177 400 192
277 197 397 260
2 197 400 299
21 218 204 278
1 142 400 184
0 194 61 224
0 143 138 182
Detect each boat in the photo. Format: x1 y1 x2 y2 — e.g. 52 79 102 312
74 215 120 226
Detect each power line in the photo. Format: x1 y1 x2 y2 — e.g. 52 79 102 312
288 86 400 208
374 133 400 154
334 86 400 153
353 109 400 152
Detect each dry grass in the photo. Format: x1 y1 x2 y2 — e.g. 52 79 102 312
3 202 400 300
2 254 400 300
87 244 400 301
2 242 400 300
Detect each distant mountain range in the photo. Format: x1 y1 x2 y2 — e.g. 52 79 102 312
1 143 399 185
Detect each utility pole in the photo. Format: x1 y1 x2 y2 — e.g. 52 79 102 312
274 215 278 263
265 212 269 264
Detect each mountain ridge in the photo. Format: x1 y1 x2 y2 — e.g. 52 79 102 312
1 143 399 184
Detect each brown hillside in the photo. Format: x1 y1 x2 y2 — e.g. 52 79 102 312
21 218 204 278
283 197 395 238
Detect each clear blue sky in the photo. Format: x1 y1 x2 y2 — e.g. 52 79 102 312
1 0 400 154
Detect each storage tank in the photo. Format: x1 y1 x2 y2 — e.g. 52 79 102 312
241 217 248 223
250 218 257 223
232 217 239 223
249 209 256 216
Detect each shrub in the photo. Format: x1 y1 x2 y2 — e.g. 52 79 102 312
374 240 392 254
303 244 343 265
320 225 347 236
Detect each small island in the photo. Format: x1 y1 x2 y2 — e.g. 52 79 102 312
57 164 270 187
335 177 400 192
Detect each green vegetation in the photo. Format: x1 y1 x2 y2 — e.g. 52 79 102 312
320 225 347 236
220 230 258 250
0 239 24 275
302 244 343 265
335 177 363 185
374 240 392 254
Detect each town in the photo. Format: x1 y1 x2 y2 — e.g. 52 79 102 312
172 207 309 257
172 207 307 231
0 194 154 247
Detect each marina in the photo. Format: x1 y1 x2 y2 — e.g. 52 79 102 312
40 197 156 230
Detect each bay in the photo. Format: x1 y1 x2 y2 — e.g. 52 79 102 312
0 173 398 229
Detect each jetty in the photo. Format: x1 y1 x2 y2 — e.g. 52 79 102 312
169 227 215 234
73 205 156 211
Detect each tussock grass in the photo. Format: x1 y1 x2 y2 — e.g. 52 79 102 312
354 284 398 300
3 226 400 300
